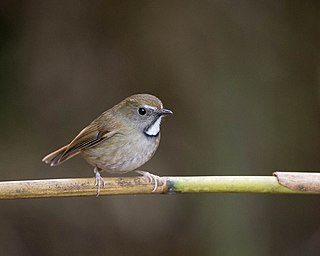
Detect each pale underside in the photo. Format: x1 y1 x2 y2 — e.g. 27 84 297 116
81 130 160 174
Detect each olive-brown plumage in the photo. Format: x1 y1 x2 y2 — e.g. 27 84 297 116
42 94 172 195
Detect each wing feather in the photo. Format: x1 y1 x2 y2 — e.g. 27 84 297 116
42 120 118 166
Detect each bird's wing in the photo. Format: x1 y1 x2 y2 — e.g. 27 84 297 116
62 122 117 159
42 121 118 166
66 122 115 151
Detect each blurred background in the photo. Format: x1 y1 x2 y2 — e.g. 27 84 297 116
0 1 320 255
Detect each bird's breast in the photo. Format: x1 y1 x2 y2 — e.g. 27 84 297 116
81 131 160 173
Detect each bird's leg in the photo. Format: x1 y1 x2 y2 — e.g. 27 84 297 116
94 166 105 196
135 170 163 192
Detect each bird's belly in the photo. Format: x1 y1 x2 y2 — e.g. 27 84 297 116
80 133 160 173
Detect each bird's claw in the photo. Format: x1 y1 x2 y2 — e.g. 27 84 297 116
94 167 105 197
135 170 163 192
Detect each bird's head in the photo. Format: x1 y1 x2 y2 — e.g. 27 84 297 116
114 94 173 136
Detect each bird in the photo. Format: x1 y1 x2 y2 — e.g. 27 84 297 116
42 94 173 195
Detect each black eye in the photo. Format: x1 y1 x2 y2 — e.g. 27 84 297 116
138 107 146 115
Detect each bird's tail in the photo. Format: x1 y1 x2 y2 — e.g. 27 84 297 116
42 145 80 166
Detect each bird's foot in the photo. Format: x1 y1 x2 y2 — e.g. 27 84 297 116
94 167 105 197
135 170 163 192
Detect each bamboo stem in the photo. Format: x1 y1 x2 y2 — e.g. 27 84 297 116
0 172 319 199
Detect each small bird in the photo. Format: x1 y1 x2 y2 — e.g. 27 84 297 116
42 94 173 195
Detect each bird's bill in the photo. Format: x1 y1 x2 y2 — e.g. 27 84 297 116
158 108 173 116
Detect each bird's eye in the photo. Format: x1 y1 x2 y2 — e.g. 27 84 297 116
138 107 146 115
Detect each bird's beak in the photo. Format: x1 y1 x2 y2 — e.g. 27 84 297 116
157 108 173 116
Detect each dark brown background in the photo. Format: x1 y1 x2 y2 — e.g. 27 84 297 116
0 1 320 255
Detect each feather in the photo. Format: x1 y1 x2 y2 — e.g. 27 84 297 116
42 121 117 166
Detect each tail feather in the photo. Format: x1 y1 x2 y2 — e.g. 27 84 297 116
42 145 80 166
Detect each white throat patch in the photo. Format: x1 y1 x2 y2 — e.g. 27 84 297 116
145 116 162 136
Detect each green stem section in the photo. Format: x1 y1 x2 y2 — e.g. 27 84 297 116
167 176 313 194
